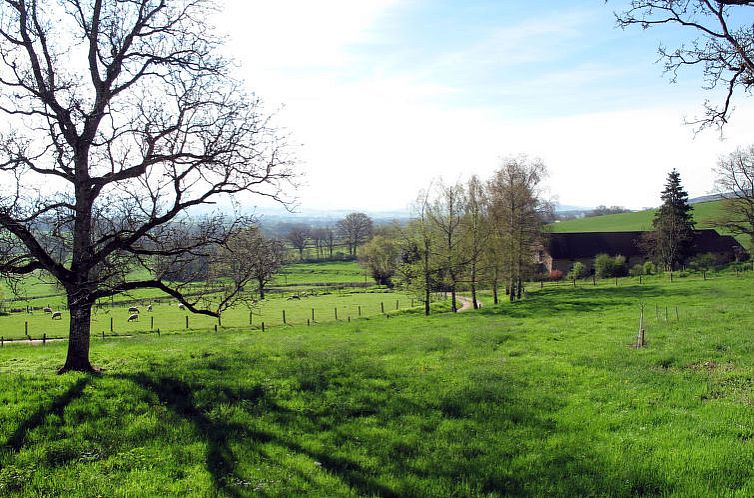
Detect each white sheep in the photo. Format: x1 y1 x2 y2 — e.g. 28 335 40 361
127 313 139 322
43 306 52 313
128 306 139 313
146 304 153 312
51 311 62 320
178 303 186 310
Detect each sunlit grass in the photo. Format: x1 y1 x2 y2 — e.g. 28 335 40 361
1 271 753 496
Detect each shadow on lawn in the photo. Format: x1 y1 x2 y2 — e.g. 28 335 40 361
482 282 703 319
2 377 91 452
118 373 399 498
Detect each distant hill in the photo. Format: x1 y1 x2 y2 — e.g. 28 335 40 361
548 199 747 246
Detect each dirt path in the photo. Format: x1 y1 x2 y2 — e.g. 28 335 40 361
455 295 482 312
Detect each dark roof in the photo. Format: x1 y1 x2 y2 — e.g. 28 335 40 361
546 230 744 260
691 230 744 255
546 231 643 259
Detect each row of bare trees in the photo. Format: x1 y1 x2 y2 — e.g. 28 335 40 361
283 212 374 260
360 156 550 315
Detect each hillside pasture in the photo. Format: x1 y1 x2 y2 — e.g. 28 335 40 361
0 289 418 342
1 272 754 495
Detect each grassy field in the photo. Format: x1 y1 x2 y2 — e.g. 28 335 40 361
551 200 726 233
0 288 418 341
1 270 754 496
272 261 367 286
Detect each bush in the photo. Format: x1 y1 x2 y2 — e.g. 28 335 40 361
689 252 723 272
595 254 629 278
613 255 628 277
549 269 564 281
568 262 587 280
629 264 644 277
643 261 656 275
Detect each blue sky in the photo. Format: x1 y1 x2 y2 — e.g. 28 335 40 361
216 0 754 212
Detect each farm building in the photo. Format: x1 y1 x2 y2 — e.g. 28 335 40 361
540 230 745 274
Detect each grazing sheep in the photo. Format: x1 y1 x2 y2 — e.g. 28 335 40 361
146 304 153 312
128 306 139 313
51 311 62 320
178 303 186 310
43 307 53 313
287 295 301 301
128 313 139 322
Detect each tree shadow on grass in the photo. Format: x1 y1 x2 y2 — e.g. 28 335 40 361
482 283 704 319
117 373 399 498
2 377 91 453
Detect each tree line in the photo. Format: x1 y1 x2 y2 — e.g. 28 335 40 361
360 155 551 315
279 212 375 260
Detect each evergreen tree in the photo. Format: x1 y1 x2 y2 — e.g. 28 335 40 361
650 169 695 270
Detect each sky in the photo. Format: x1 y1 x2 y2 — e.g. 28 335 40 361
213 0 754 214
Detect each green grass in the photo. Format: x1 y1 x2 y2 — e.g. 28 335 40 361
0 288 417 341
273 261 367 286
551 199 726 233
2 271 754 495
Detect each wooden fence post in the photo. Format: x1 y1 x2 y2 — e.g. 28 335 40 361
150 316 154 330
261 322 265 332
381 302 384 313
282 309 286 324
110 317 113 332
637 304 645 348
334 307 338 320
185 316 189 329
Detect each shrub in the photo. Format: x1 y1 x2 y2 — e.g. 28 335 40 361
613 255 628 277
595 254 630 278
548 269 564 281
643 261 656 275
568 262 587 280
594 253 613 278
689 252 723 272
629 264 644 277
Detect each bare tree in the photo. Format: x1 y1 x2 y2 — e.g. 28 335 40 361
324 226 337 258
613 0 754 129
463 175 489 310
0 0 294 372
488 156 549 302
221 228 285 300
714 144 754 248
283 224 309 261
310 227 328 259
408 190 436 316
427 179 467 312
336 212 373 257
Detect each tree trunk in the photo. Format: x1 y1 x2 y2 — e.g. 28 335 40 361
450 286 457 313
59 298 95 373
517 276 522 300
509 278 515 303
258 277 266 300
424 239 431 316
470 262 478 309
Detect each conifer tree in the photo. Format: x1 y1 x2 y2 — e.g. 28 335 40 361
650 169 696 270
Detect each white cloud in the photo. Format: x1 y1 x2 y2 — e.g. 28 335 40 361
210 1 754 214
